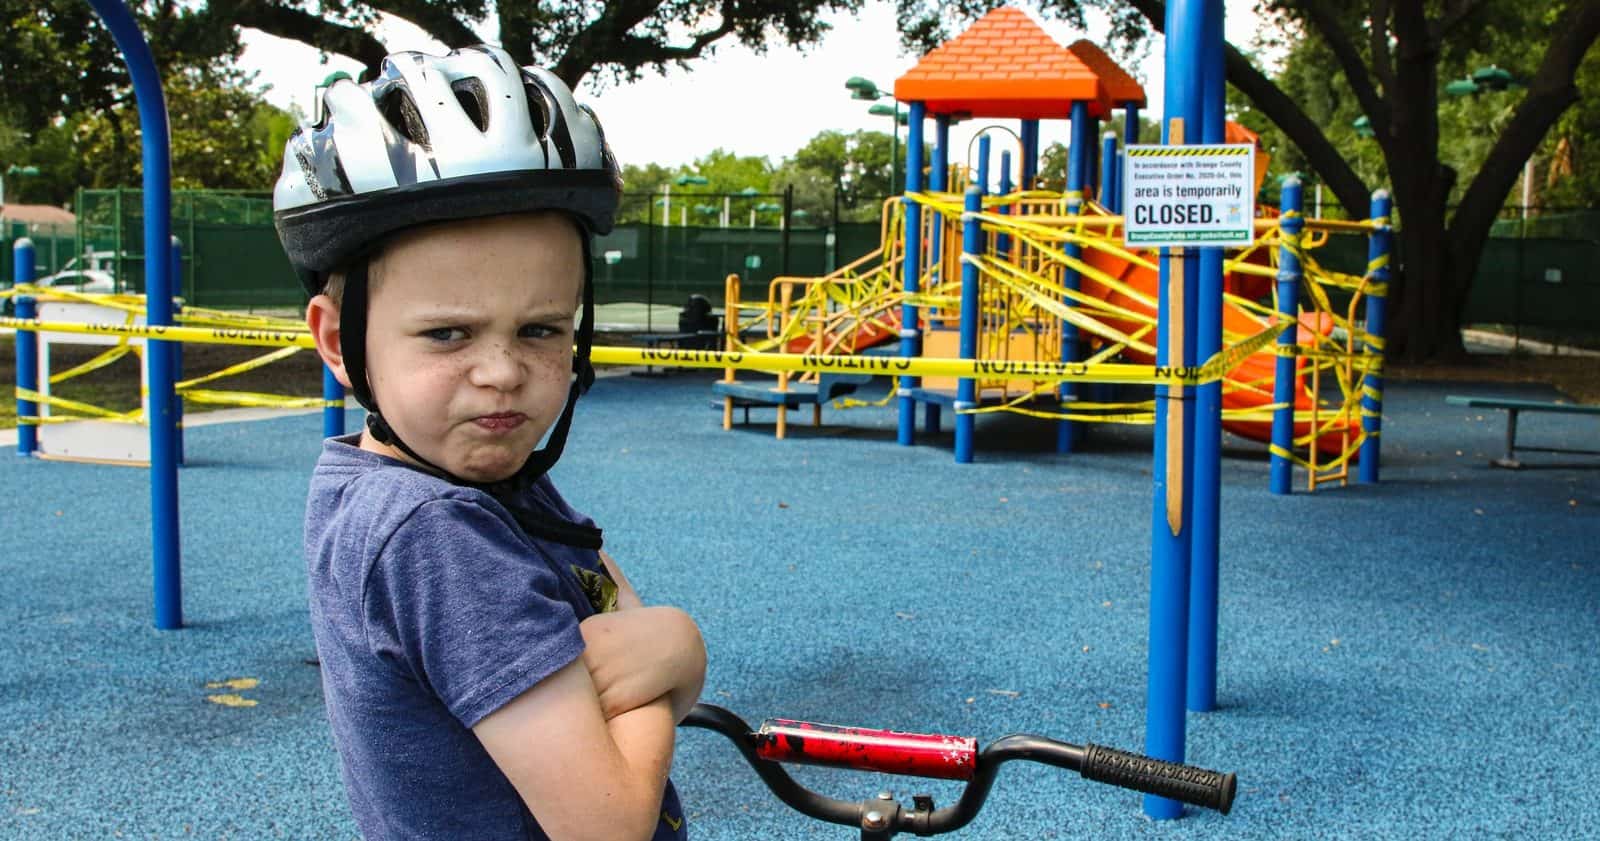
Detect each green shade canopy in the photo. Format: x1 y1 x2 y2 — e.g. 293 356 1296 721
1472 65 1516 90
1352 115 1374 138
737 186 761 197
1444 79 1480 97
676 174 709 186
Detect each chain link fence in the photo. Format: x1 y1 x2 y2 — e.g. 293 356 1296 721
16 189 1593 345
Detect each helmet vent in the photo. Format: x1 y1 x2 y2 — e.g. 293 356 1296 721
451 78 490 133
379 88 431 150
522 83 550 139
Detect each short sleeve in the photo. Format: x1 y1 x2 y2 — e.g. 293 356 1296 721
364 498 584 727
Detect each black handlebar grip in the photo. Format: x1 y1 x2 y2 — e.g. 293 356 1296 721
1079 744 1236 814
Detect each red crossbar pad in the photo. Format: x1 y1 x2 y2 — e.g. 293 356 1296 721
754 719 979 781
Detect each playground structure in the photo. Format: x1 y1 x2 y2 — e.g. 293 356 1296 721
714 7 1389 495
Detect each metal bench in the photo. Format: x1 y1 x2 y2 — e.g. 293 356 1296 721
1445 394 1600 469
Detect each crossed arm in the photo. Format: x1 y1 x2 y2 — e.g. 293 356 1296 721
472 551 706 841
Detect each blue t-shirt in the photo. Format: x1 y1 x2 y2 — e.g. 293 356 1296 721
304 435 687 840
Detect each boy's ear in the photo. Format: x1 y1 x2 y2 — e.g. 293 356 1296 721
306 294 353 389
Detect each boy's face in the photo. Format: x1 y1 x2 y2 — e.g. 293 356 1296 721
357 212 584 483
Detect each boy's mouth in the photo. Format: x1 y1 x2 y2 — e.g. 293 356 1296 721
472 412 527 431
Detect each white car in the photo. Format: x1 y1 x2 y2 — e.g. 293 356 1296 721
3 255 117 314
33 268 116 295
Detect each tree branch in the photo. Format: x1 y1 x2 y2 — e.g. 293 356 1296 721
552 1 742 86
219 0 388 77
1449 1 1600 254
363 0 481 50
1369 0 1395 94
1293 0 1390 131
1434 0 1493 40
1124 0 1371 217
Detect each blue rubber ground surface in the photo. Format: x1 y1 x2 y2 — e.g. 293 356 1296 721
2 371 1596 840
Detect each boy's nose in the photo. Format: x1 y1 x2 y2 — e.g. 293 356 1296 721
467 343 526 391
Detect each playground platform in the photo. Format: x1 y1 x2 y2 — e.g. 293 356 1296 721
0 372 1595 839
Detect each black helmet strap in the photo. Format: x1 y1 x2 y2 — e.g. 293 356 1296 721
335 230 600 549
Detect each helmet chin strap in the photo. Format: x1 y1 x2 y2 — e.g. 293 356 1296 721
337 232 601 549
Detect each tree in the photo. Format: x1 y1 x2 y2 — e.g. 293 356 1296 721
787 129 902 221
897 1 1600 361
1 1 291 203
209 1 864 88
72 66 299 193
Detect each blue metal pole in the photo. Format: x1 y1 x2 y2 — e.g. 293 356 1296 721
955 185 984 464
1270 176 1305 496
1124 104 1142 148
13 239 37 457
169 236 184 467
1358 190 1391 484
997 150 1014 260
1059 101 1090 454
898 102 927 447
1100 131 1118 211
1020 119 1040 189
1146 0 1207 820
1188 0 1226 715
323 366 345 437
930 114 950 292
976 133 991 194
90 0 181 630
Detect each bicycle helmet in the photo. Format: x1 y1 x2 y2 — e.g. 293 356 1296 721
272 45 621 547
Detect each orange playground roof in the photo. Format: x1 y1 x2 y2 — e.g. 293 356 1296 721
1065 40 1147 107
893 6 1112 120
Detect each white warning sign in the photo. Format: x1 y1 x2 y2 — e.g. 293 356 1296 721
1123 144 1256 248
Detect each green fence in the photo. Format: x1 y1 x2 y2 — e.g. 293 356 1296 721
38 189 1600 338
1 221 79 283
76 188 301 309
591 221 885 309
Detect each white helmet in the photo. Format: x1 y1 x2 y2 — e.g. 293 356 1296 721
272 47 619 529
273 44 621 295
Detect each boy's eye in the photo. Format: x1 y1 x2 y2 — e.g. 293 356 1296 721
520 323 562 339
423 327 466 342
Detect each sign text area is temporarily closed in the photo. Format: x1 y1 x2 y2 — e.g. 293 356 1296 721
1123 145 1256 248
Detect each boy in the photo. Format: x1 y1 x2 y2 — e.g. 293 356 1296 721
273 46 706 840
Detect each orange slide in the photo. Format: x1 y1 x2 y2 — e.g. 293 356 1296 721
1079 244 1351 455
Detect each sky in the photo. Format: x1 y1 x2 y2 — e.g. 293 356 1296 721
242 1 1272 176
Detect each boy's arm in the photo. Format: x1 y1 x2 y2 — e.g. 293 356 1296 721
598 550 643 609
474 659 675 841
581 606 706 723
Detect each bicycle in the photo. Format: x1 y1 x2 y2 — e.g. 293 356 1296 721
681 703 1236 840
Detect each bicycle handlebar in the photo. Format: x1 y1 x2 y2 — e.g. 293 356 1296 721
681 703 1234 839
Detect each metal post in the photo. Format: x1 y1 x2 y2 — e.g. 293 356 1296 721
955 186 984 463
1146 0 1209 820
90 0 181 630
1100 132 1118 211
13 239 37 457
1358 190 1391 483
930 114 950 293
169 236 184 466
891 101 901 196
1020 119 1039 189
898 102 927 446
1270 176 1305 496
997 150 1014 260
1188 0 1226 715
1060 101 1090 454
781 184 793 277
976 133 991 193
